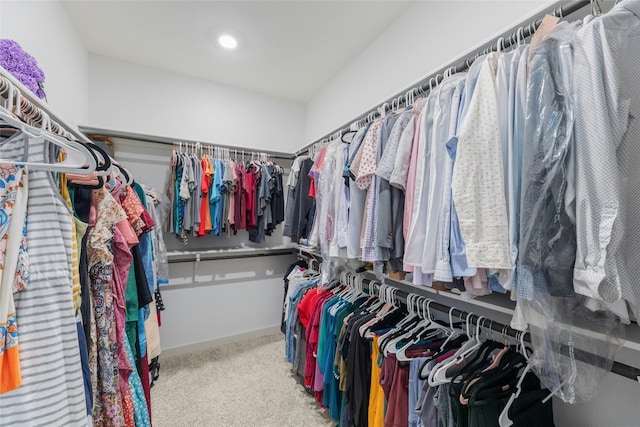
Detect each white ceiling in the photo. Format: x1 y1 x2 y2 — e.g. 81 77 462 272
62 1 413 103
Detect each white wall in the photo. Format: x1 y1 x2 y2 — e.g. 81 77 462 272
305 0 554 143
88 54 305 154
0 0 88 126
160 254 295 351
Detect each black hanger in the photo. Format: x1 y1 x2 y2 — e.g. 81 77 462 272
418 333 479 381
113 162 134 186
67 142 104 189
464 351 527 403
86 142 112 172
377 316 421 350
341 130 357 144
0 123 19 138
437 340 503 383
461 349 517 397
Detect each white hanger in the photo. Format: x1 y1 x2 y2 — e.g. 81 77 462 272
428 313 474 384
383 302 424 356
516 27 523 47
418 307 458 379
0 105 97 174
390 297 429 358
394 299 447 361
498 330 554 427
429 314 486 386
404 90 412 107
373 292 418 346
367 281 389 313
386 298 446 357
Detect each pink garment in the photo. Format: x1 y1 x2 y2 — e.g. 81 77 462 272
403 112 423 272
112 227 135 425
353 120 383 260
228 161 237 227
354 119 383 191
140 352 152 423
110 180 139 247
116 220 139 248
436 349 458 364
464 268 490 296
140 210 155 233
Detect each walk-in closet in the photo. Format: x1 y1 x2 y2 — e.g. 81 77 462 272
1 1 639 426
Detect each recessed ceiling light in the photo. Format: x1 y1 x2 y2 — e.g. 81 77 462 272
218 34 238 50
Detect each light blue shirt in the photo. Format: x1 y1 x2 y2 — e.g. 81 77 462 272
285 279 317 363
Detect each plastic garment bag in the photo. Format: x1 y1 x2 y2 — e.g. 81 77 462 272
314 140 349 282
514 21 624 403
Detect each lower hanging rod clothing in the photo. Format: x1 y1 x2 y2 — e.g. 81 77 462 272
284 260 639 427
284 265 560 426
358 275 640 382
294 248 640 382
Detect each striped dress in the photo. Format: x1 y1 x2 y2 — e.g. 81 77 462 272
0 135 87 425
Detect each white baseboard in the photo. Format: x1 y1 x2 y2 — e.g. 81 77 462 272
160 326 282 358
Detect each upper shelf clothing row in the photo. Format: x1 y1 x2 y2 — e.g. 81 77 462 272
167 149 286 244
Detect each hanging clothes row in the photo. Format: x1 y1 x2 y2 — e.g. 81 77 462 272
285 3 640 402
283 267 554 427
0 76 169 426
167 143 285 244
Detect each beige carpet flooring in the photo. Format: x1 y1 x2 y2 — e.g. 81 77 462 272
151 332 336 427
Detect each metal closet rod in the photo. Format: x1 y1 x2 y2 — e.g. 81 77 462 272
357 274 640 381
79 126 293 161
295 0 590 157
167 247 295 264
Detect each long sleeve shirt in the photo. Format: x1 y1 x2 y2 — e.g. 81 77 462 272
451 52 511 270
572 0 640 323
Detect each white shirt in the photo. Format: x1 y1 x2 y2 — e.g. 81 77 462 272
573 0 640 322
329 143 349 258
404 94 437 272
421 75 466 280
451 52 511 270
434 75 467 282
286 156 305 190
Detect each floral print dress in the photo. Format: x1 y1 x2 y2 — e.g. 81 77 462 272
87 187 127 426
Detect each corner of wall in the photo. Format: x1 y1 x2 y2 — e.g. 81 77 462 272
87 54 306 154
0 0 89 126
